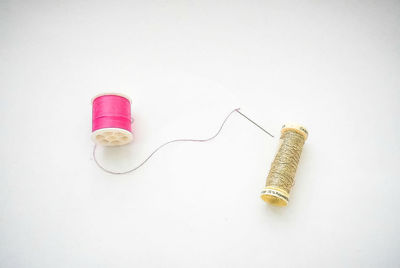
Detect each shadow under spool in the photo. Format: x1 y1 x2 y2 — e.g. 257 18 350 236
261 124 308 207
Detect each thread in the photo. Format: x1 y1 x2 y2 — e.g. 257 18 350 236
261 124 308 206
93 108 240 174
92 93 133 146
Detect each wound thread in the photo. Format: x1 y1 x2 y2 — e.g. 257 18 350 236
92 93 133 146
261 124 308 206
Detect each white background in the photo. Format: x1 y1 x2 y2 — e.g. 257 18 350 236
1 0 399 267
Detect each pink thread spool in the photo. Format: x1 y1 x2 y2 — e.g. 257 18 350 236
92 93 133 146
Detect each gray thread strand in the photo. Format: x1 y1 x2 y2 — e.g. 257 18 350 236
94 108 250 174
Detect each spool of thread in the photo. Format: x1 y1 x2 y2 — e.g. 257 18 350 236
261 124 308 206
92 93 133 146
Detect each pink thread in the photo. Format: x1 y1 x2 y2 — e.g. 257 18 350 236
92 94 132 132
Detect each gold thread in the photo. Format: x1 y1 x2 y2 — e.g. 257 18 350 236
261 125 307 206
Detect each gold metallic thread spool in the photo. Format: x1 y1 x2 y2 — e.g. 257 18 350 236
261 124 308 206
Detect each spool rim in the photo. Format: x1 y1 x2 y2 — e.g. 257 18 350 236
91 93 132 104
91 128 133 146
281 123 308 140
260 187 289 207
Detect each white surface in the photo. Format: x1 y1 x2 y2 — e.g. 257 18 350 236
0 1 399 267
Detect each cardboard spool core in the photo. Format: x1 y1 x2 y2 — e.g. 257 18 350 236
281 123 308 140
261 195 287 206
261 187 289 207
92 128 133 146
